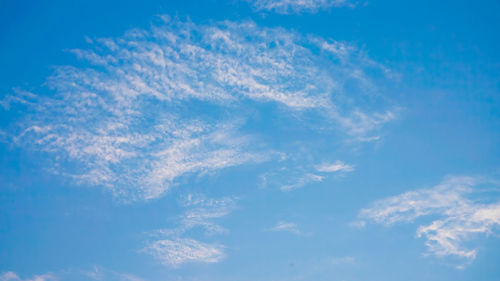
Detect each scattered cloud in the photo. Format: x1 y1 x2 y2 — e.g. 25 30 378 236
0 89 39 110
267 221 304 235
177 194 238 236
144 194 235 266
348 220 366 229
9 17 396 201
280 173 324 191
247 0 355 14
358 176 500 262
0 267 147 281
78 266 147 281
16 118 262 201
146 238 225 266
337 109 397 140
315 160 354 173
0 272 56 281
329 256 356 265
262 159 354 191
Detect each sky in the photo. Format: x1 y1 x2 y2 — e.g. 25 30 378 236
1 0 500 280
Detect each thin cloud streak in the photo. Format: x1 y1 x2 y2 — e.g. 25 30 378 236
280 173 324 191
358 176 500 262
146 238 225 267
267 221 304 235
0 272 56 281
248 0 354 14
144 194 235 266
315 160 354 173
0 267 147 281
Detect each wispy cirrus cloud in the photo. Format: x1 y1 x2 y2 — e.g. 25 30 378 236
77 266 147 281
1 267 146 281
261 159 354 191
267 221 304 235
248 0 355 14
0 89 39 111
315 160 354 173
357 176 500 263
329 256 356 265
146 238 225 267
175 194 237 236
280 173 324 191
0 272 56 281
7 17 396 200
17 119 260 201
144 194 236 266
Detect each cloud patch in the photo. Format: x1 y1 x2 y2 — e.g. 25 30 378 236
267 221 304 235
9 17 396 200
315 160 354 173
0 267 146 281
0 272 56 281
146 238 225 266
248 0 354 14
358 176 500 262
280 173 324 191
144 194 235 266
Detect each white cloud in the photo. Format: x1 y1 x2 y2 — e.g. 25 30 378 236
177 194 237 235
337 109 397 140
144 194 235 266
267 221 303 235
315 160 354 173
281 173 324 191
330 256 356 265
11 17 396 200
358 176 500 261
1 267 147 281
18 118 262 201
0 272 56 281
146 238 225 266
248 0 354 14
79 266 147 281
262 159 354 191
348 220 366 229
0 89 39 110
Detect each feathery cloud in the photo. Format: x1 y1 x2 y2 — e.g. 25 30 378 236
145 238 225 266
0 272 56 281
280 173 324 191
358 176 500 261
0 267 147 281
79 266 147 281
9 17 396 200
315 160 354 173
144 194 235 266
248 0 354 14
267 221 304 235
261 159 354 191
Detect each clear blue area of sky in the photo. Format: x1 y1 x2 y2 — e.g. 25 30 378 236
0 0 499 280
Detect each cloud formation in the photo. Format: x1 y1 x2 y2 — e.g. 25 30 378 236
315 160 354 173
0 267 146 281
0 272 56 281
280 173 324 191
9 17 395 200
267 221 304 235
78 266 147 281
260 159 354 191
248 0 354 14
144 194 235 266
358 176 500 261
146 238 225 266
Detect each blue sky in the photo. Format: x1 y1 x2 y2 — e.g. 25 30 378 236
1 0 500 280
